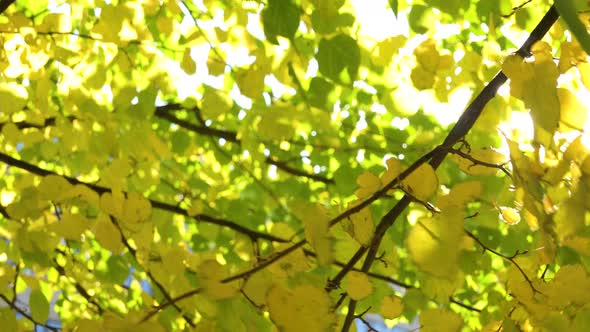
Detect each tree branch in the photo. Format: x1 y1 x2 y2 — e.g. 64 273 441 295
0 152 286 243
0 294 60 332
339 6 559 330
0 0 15 15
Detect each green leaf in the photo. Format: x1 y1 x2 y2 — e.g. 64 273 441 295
554 0 590 56
388 0 399 17
29 289 50 324
261 0 300 44
316 34 360 82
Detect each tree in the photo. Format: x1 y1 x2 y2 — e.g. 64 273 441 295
1 0 590 331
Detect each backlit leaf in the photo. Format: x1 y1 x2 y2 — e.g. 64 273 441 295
345 271 374 300
29 288 50 324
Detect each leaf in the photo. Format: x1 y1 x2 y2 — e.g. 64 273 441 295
372 36 406 67
401 163 438 201
261 0 300 44
451 148 508 176
0 309 16 331
380 295 403 319
37 175 72 201
201 88 231 120
181 48 196 75
197 260 239 300
316 34 360 82
345 271 374 300
299 202 332 265
94 213 124 254
266 285 336 332
355 171 381 198
343 200 374 246
407 208 463 278
236 66 266 99
558 87 588 130
388 0 399 17
554 0 590 56
0 83 28 114
421 308 463 332
29 288 50 324
499 206 521 225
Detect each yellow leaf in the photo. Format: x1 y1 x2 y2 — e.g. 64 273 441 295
99 191 125 220
181 47 196 75
0 83 28 114
502 54 534 82
343 200 374 246
94 213 124 254
401 163 438 201
421 308 463 332
372 36 406 66
345 271 373 300
499 206 520 225
267 285 336 332
301 203 332 265
580 62 590 92
438 181 483 209
355 171 381 198
380 157 402 186
407 208 463 278
558 88 587 130
380 295 403 319
201 88 231 120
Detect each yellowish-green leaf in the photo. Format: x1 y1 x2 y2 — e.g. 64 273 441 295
0 83 28 114
197 260 239 300
51 212 88 241
94 213 124 254
201 88 231 120
181 48 196 74
414 39 440 72
29 288 50 324
345 271 374 300
302 203 332 265
421 308 463 332
236 66 266 99
0 308 17 332
38 175 72 202
122 192 152 227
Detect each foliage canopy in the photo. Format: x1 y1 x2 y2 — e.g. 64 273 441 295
1 0 590 331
